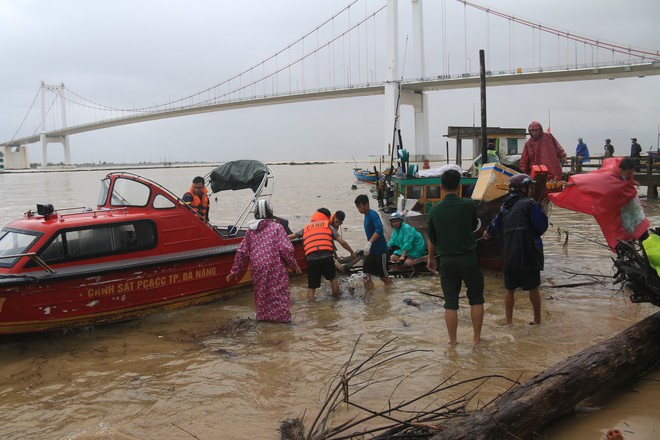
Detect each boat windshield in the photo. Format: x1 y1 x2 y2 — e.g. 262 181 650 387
110 178 150 207
97 177 151 207
0 229 40 268
97 178 111 206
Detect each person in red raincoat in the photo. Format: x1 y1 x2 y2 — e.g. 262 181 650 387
548 157 650 251
520 121 567 180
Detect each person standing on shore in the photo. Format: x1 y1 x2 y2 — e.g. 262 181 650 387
354 194 392 290
426 170 484 345
604 139 615 158
483 174 548 325
576 137 590 163
630 137 642 171
226 200 301 323
630 137 642 158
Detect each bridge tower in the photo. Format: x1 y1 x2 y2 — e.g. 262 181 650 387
39 82 71 167
385 0 430 161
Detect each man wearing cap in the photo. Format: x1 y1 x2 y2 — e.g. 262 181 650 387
604 139 614 158
630 137 642 171
576 137 590 164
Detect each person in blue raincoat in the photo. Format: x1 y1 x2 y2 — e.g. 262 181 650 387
576 137 590 163
387 212 427 265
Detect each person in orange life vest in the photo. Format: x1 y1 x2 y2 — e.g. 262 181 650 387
182 176 210 220
291 210 358 276
297 208 345 299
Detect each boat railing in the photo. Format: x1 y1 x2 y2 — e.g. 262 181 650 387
226 167 274 236
57 207 129 221
0 253 54 273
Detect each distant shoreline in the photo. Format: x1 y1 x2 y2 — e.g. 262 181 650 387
0 160 353 174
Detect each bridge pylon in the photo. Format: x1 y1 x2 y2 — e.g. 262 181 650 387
385 0 431 162
39 82 71 167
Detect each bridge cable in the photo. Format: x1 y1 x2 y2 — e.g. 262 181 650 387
458 0 660 61
9 88 40 142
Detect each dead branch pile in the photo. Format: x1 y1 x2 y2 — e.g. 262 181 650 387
282 337 517 440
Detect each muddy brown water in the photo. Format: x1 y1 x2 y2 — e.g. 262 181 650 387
0 163 658 439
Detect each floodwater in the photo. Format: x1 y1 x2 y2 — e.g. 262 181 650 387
0 162 658 440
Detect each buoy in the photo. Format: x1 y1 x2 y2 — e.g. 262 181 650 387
606 429 623 440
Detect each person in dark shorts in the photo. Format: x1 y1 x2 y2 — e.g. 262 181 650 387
299 208 340 299
427 170 484 345
484 173 548 325
354 194 392 290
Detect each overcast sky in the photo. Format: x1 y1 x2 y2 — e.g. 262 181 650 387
1 0 659 165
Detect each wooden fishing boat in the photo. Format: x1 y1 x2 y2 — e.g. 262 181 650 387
353 167 392 183
375 166 506 270
0 160 306 335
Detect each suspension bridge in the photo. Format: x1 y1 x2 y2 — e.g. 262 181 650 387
1 0 659 169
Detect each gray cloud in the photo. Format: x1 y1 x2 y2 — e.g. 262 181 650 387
1 0 659 164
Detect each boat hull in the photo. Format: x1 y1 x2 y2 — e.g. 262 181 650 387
378 173 505 271
0 167 307 335
379 209 503 271
353 168 391 183
0 243 307 335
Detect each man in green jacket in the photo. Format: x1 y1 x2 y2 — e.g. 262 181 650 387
427 169 484 346
387 212 427 266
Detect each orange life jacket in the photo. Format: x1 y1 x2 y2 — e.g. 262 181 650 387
303 212 334 256
185 185 210 220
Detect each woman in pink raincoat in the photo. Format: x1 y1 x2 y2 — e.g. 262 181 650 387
226 200 301 323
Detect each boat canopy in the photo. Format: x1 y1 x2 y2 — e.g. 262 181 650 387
209 160 269 193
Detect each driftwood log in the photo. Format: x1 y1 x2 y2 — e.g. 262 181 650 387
433 311 660 440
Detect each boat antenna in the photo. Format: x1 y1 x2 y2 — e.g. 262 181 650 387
389 35 409 175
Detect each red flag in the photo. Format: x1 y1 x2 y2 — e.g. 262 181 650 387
548 157 650 251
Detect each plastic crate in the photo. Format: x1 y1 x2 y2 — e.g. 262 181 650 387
471 163 518 201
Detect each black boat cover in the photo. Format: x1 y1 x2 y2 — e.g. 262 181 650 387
209 160 268 193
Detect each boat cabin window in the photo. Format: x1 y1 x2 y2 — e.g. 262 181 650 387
405 186 424 200
109 178 150 207
36 221 157 265
0 229 40 268
426 186 441 199
152 194 176 209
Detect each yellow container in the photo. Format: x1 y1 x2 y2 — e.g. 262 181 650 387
471 163 518 201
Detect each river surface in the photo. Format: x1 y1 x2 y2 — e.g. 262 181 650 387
0 163 658 440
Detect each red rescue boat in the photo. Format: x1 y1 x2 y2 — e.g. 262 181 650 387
0 160 306 335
